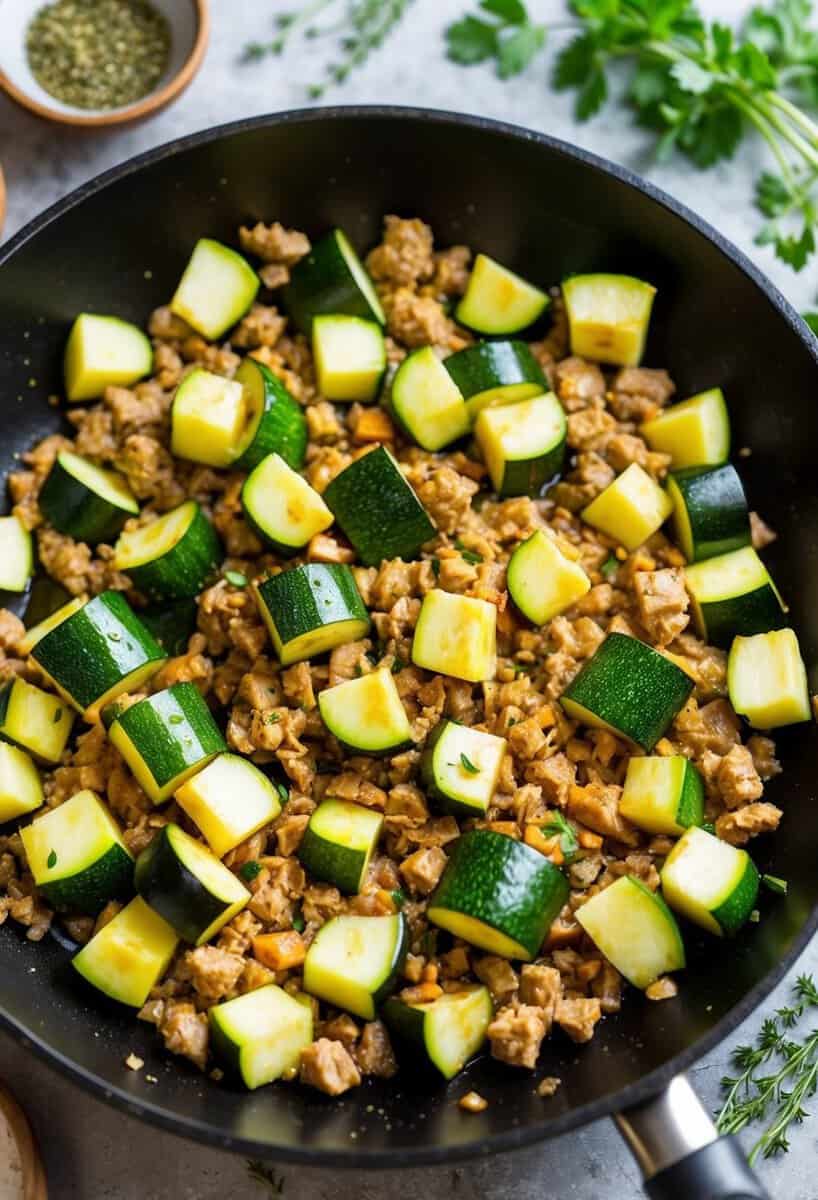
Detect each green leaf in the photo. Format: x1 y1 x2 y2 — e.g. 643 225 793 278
455 538 483 563
670 58 713 95
390 888 407 908
292 910 306 933
446 15 499 64
225 569 248 588
264 710 281 725
629 62 671 108
543 810 580 861
460 752 480 774
576 65 608 119
600 554 618 578
682 103 743 167
275 780 290 805
733 42 778 88
52 706 63 723
46 849 57 869
554 33 597 89
773 222 815 270
480 0 528 24
239 860 262 881
762 874 789 895
497 23 546 78
756 171 793 217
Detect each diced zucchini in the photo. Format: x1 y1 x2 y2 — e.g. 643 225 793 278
171 369 248 469
303 912 407 1019
72 895 178 1006
209 984 313 1089
39 451 139 545
0 744 43 824
475 392 566 497
139 599 198 658
113 500 221 601
728 628 811 729
619 755 704 836
685 545 785 647
107 683 227 805
282 228 385 333
390 346 470 451
170 238 259 340
20 788 133 913
456 254 549 335
323 446 436 566
0 516 32 593
176 753 283 858
0 677 74 763
253 564 370 666
313 314 385 402
507 529 590 625
64 313 153 402
383 985 493 1080
560 632 693 752
241 453 333 554
134 822 249 945
298 798 384 894
428 829 568 961
21 576 73 631
582 463 673 551
233 357 307 472
444 340 547 421
661 826 759 936
420 720 506 818
641 388 730 468
17 592 85 657
667 464 750 563
318 668 413 756
31 591 166 720
562 274 656 366
412 589 496 683
576 875 685 988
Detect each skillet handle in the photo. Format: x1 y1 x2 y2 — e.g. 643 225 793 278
615 1075 770 1200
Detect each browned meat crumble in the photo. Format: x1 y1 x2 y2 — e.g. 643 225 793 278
0 215 783 1098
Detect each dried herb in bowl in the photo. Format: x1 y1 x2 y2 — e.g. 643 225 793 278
26 0 171 111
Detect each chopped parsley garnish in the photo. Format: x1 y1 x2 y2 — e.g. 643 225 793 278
454 538 483 564
542 811 579 862
275 780 289 805
600 555 618 579
391 656 407 674
264 711 281 725
239 860 262 882
46 849 57 869
431 557 441 578
460 752 480 774
52 707 63 723
391 888 407 909
292 907 306 933
762 874 788 896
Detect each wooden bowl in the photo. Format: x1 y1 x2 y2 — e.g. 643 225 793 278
0 1083 47 1199
0 0 209 128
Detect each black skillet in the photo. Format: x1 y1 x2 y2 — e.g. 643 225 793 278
1 107 816 1199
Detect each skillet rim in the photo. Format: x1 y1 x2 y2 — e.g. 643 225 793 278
1 104 817 1167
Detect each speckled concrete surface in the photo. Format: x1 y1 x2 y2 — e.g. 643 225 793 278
1 1 818 1195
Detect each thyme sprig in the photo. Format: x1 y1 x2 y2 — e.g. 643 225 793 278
243 0 414 97
717 973 818 1162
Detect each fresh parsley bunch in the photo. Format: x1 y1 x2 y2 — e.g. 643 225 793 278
447 0 818 273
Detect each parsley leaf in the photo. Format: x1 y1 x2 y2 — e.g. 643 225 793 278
240 860 262 882
762 873 789 895
47 849 57 869
446 15 499 63
498 22 546 77
542 811 579 862
460 752 480 774
446 0 546 78
454 538 483 564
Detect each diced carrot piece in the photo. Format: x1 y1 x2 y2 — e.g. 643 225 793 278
486 820 520 838
577 829 603 850
352 408 396 443
538 704 556 728
400 982 444 1004
252 931 306 971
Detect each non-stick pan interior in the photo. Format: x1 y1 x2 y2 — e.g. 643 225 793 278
1 109 817 1164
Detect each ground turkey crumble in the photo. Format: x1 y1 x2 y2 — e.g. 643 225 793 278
0 215 785 1099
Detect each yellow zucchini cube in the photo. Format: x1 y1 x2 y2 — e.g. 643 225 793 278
582 463 673 551
562 274 656 366
411 589 496 683
507 529 590 624
728 628 811 729
171 368 248 468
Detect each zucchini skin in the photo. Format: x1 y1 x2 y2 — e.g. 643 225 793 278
31 591 165 714
561 633 693 752
124 504 222 601
323 446 436 566
712 856 760 936
444 340 546 401
695 586 785 648
255 564 370 653
282 230 384 333
498 438 565 498
139 599 199 658
111 683 227 791
134 824 239 945
40 844 134 915
39 456 134 545
428 829 569 960
669 464 751 562
234 359 308 472
298 817 375 894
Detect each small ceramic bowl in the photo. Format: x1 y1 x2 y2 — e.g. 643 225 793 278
0 0 209 127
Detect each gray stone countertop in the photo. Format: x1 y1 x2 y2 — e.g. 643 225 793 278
1 0 818 1195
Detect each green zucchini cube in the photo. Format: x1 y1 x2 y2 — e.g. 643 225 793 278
73 895 178 1007
252 563 370 666
412 589 496 683
170 238 259 341
210 984 314 1089
576 875 685 988
475 392 566 497
317 667 413 755
619 755 704 837
107 683 227 805
661 826 759 936
0 676 74 764
64 313 153 402
0 743 43 825
298 798 384 894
